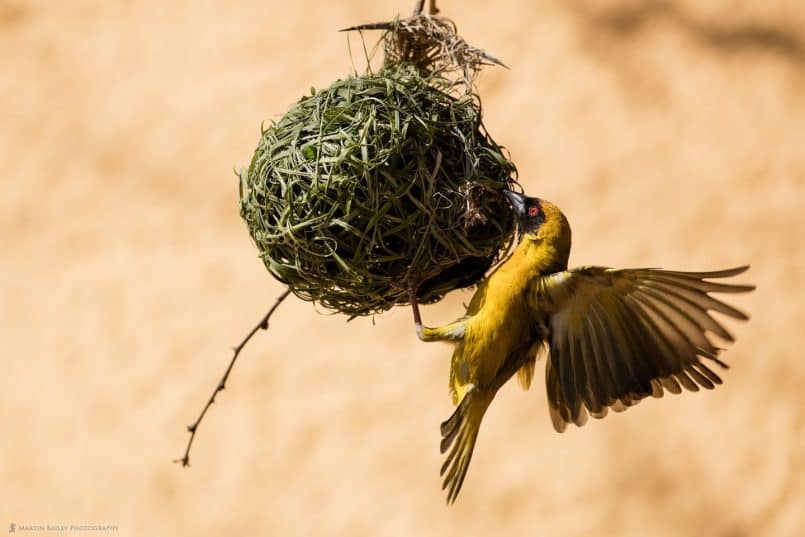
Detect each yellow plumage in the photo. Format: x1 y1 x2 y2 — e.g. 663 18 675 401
408 191 754 503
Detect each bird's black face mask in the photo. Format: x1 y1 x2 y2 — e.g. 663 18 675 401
502 190 544 236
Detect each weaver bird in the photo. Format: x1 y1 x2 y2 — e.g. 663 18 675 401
406 190 753 503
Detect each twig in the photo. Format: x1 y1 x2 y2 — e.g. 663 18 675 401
174 287 292 467
413 0 439 15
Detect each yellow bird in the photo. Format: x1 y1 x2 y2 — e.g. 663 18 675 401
405 190 754 503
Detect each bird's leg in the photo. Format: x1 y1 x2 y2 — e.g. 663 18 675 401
395 265 464 343
391 279 429 340
404 284 466 343
406 284 427 341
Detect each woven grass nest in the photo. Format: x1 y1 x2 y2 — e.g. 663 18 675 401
239 15 518 317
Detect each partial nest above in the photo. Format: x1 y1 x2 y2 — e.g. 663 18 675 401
239 12 518 317
345 11 506 90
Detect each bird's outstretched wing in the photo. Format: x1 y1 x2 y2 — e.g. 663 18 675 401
534 266 754 432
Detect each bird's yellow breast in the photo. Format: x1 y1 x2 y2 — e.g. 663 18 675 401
450 245 544 398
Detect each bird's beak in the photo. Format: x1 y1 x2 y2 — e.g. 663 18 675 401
502 189 527 217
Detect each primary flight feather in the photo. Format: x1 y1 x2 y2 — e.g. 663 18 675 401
405 190 754 503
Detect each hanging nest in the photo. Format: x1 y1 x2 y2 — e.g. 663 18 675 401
239 15 518 317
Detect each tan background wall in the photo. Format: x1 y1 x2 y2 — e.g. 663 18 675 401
2 0 803 535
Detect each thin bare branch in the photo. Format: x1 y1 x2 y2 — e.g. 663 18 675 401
340 22 393 32
413 0 439 16
413 0 426 16
174 287 292 467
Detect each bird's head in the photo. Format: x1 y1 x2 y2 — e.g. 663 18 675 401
502 190 572 267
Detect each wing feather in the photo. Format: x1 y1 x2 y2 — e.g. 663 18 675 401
692 361 723 385
552 329 582 424
603 293 652 395
611 293 665 384
538 266 752 432
649 283 733 339
587 301 628 401
623 294 680 374
583 307 614 404
575 328 601 413
638 287 717 354
642 275 751 319
684 364 715 390
578 319 606 413
545 358 569 433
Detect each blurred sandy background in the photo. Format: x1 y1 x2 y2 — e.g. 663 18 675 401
2 0 804 535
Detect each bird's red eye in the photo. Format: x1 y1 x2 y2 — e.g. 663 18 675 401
528 206 539 217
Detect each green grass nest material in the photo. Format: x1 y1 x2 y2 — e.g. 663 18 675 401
239 63 517 316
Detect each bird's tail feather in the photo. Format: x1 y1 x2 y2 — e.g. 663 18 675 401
516 356 537 390
439 387 493 504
